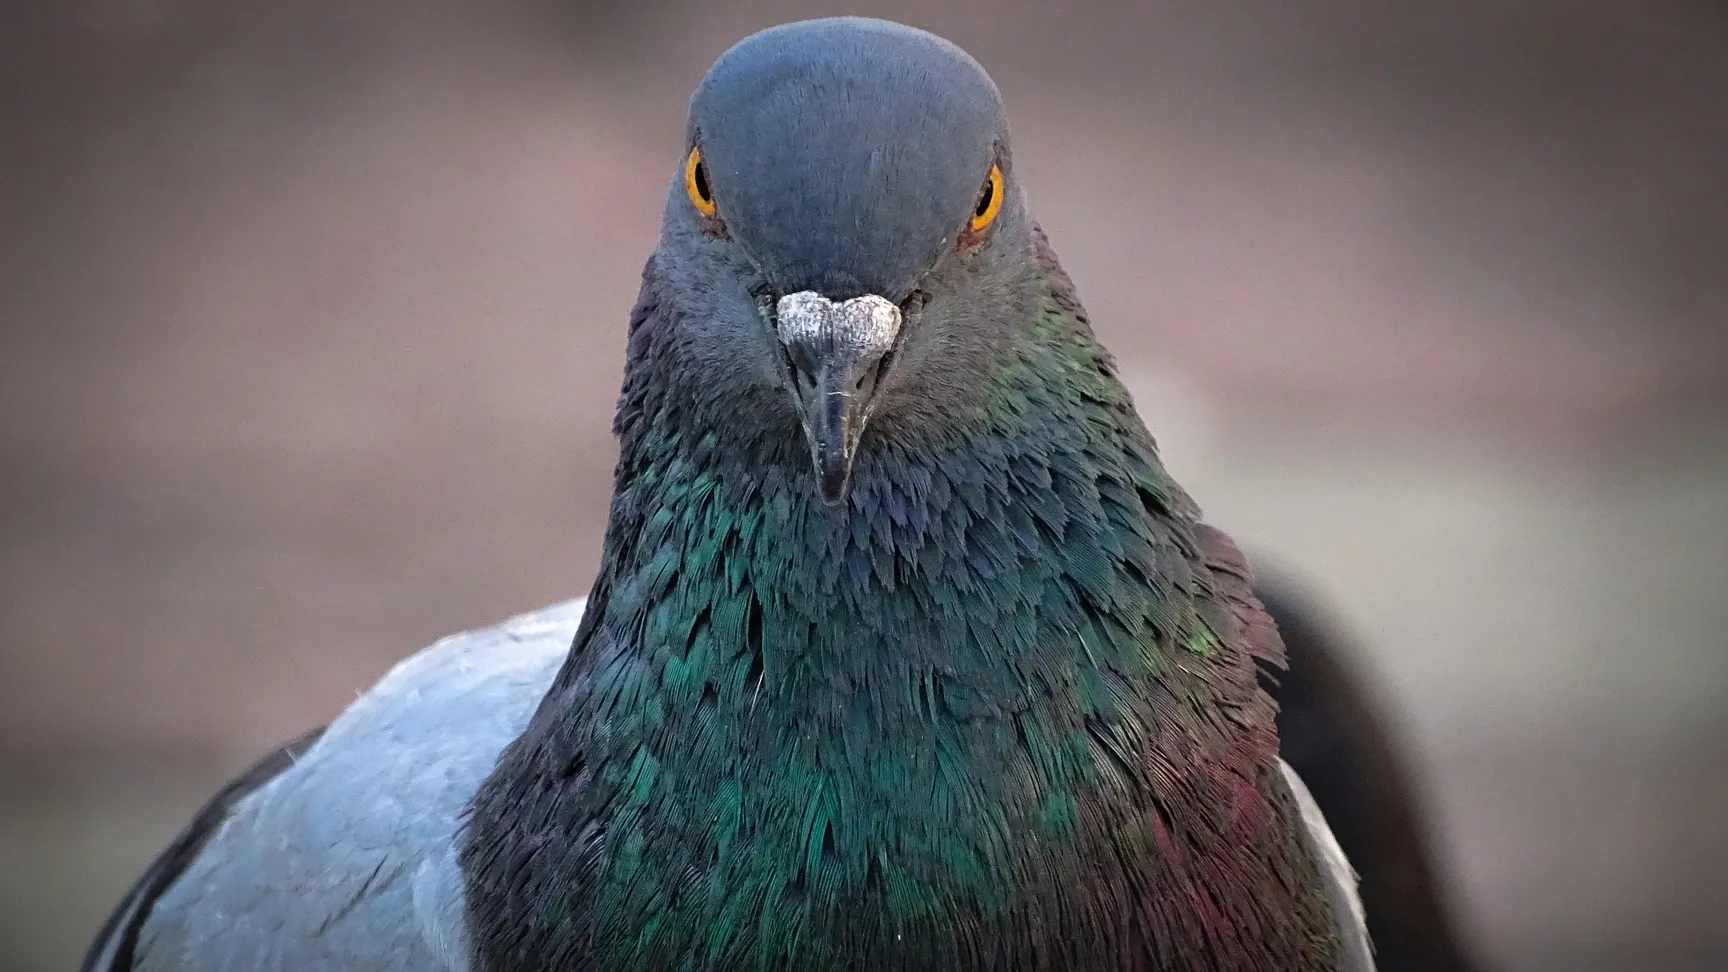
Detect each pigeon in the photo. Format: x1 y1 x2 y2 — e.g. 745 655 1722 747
84 17 1375 972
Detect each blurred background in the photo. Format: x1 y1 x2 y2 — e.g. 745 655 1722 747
2 1 1725 970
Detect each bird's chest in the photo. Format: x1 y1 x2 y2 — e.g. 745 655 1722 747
552 715 1303 972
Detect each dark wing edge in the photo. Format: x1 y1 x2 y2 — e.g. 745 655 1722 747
1257 576 1484 972
80 726 329 972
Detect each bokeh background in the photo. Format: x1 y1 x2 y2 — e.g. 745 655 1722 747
3 2 1725 970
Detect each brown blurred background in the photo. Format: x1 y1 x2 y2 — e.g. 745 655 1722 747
3 2 1726 970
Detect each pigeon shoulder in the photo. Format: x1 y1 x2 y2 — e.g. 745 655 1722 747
87 599 587 972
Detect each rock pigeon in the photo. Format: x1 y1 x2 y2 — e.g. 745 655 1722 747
85 17 1375 972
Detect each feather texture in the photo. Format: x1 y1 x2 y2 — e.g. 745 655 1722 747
111 599 586 972
459 233 1363 971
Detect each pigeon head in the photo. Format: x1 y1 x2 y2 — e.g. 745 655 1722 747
654 17 1033 505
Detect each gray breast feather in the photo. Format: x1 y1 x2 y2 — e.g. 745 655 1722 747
1280 758 1377 972
132 599 587 972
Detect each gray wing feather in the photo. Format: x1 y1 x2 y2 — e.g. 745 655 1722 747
128 598 586 972
1280 757 1376 972
83 727 328 972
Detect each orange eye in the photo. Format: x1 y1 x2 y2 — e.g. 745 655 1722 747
685 146 716 217
968 164 1004 234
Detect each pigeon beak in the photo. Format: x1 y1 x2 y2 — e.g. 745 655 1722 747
773 291 902 506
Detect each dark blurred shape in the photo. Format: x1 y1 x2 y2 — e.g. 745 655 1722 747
1260 576 1481 972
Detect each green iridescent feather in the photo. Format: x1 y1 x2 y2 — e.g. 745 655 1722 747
462 233 1342 971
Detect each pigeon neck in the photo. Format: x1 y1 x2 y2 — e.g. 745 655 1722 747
581 250 1194 726
460 244 1338 970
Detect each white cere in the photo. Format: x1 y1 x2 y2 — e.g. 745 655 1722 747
775 291 902 358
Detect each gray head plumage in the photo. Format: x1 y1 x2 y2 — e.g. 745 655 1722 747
688 17 1010 300
652 17 1034 505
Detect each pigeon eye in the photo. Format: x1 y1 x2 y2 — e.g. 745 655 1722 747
968 164 1003 234
685 146 717 217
